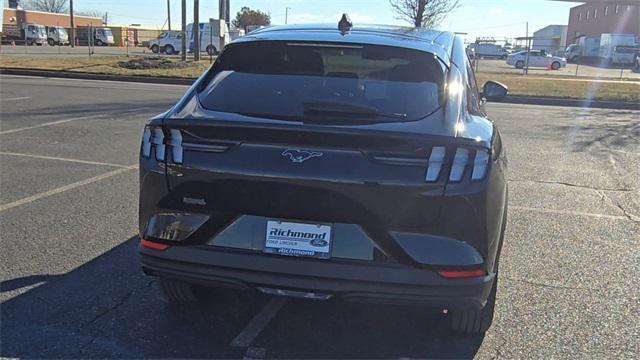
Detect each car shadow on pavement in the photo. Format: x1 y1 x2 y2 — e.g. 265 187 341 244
1 236 485 359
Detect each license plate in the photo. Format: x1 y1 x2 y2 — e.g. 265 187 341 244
265 220 332 259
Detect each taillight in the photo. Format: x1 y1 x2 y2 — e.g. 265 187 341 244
449 148 469 182
140 238 169 251
141 127 183 164
168 129 183 164
424 147 490 183
425 146 445 182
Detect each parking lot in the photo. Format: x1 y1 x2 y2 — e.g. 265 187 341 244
1 75 639 358
475 58 640 80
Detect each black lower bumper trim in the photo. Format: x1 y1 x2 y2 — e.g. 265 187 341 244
140 245 494 309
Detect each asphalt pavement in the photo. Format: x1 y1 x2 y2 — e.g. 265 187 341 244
1 75 639 359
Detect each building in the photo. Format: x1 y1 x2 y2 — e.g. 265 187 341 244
561 0 640 45
2 7 103 29
532 25 568 54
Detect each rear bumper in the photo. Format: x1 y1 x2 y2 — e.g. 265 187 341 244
139 244 495 309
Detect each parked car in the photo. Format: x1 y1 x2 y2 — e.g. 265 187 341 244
148 30 184 54
506 50 567 69
138 21 509 334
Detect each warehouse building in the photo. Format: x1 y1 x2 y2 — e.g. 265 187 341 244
557 0 640 45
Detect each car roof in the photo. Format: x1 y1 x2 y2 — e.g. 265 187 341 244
232 24 455 65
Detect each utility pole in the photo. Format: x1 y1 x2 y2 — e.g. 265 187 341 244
69 0 75 47
285 7 291 24
524 22 530 75
167 0 171 30
193 0 200 61
181 0 186 61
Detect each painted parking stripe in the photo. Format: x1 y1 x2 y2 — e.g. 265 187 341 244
0 114 105 135
510 205 628 220
0 152 130 168
0 96 31 101
0 166 136 212
230 297 287 348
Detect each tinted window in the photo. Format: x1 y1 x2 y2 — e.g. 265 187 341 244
198 41 445 123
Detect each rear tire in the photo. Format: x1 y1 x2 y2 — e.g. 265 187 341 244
552 61 561 70
164 44 175 55
47 38 55 46
151 44 159 53
450 277 498 334
158 278 203 302
96 39 104 46
515 60 524 69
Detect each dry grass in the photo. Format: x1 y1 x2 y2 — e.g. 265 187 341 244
1 55 638 102
0 55 210 78
476 73 640 103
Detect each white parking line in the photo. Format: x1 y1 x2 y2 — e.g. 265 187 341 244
0 166 136 212
230 298 287 348
510 205 628 220
0 96 31 101
0 114 105 135
0 152 131 168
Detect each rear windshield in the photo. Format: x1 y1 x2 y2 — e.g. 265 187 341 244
198 41 445 123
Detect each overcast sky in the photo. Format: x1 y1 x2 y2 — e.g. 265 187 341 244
69 0 576 42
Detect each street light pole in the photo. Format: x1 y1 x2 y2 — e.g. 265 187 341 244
69 0 75 47
285 7 291 24
193 0 200 61
181 0 186 61
167 0 171 30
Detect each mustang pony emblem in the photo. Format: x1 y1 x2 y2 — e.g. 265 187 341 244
282 149 323 163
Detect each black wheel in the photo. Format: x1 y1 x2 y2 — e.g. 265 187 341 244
158 278 203 302
151 44 159 53
450 276 498 334
96 39 104 46
206 45 217 56
164 44 175 54
552 61 561 70
47 38 55 46
515 60 524 69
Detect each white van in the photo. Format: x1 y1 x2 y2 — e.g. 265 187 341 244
46 26 69 46
188 21 230 55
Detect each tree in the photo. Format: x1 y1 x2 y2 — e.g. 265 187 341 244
75 10 108 24
22 0 68 13
389 0 459 28
232 7 270 32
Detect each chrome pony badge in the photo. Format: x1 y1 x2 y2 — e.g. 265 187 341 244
282 149 323 163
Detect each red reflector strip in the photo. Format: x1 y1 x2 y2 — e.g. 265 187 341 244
140 239 169 251
437 269 486 278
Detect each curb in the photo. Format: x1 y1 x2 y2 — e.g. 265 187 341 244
0 67 195 86
2 67 638 110
497 95 639 111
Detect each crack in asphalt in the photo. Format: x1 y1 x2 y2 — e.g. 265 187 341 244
502 277 599 292
595 190 640 223
508 178 634 192
76 280 155 355
82 279 155 328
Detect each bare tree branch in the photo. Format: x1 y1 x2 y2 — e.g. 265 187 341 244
389 0 460 28
22 0 69 13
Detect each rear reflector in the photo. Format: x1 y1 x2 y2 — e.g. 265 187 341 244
437 269 486 278
140 239 169 251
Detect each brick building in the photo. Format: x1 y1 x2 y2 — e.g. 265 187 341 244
2 8 103 29
563 1 640 44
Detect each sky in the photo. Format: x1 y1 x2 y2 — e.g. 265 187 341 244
71 0 577 42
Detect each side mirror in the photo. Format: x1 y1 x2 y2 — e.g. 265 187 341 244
481 81 509 101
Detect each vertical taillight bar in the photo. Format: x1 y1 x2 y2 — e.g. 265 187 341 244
425 146 445 182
